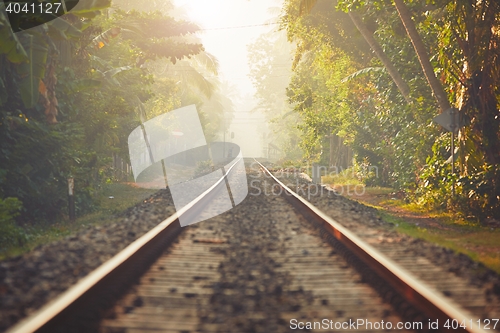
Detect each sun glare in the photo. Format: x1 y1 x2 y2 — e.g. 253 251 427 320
175 0 232 29
173 0 276 96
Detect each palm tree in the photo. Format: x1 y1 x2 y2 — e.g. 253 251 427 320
150 51 219 99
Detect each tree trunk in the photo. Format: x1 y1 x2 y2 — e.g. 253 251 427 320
348 11 412 103
393 0 451 113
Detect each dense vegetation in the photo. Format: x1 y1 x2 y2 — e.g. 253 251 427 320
1 0 499 253
0 0 231 249
275 0 500 220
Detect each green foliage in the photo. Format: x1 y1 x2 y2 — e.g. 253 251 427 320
457 166 500 220
281 0 500 220
0 197 26 249
414 134 500 219
434 0 500 166
0 183 157 259
322 166 365 186
414 135 454 210
0 1 208 226
0 112 96 219
0 9 28 64
16 32 49 108
101 9 203 67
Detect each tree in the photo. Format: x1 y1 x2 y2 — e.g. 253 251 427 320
282 0 500 217
347 11 411 103
296 0 411 102
393 0 450 112
281 0 434 183
0 2 208 222
110 0 234 143
0 0 114 219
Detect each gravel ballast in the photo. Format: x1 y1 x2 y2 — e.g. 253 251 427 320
267 166 500 323
0 189 176 331
2 162 500 332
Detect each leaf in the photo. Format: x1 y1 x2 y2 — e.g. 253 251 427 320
60 0 111 19
0 10 28 63
89 55 108 68
70 0 111 15
171 62 214 98
71 79 102 92
341 67 386 83
92 66 132 87
39 80 47 97
463 135 484 173
16 33 49 108
47 18 82 40
190 52 219 75
0 77 7 105
89 27 121 49
119 27 145 39
73 10 101 19
103 66 133 78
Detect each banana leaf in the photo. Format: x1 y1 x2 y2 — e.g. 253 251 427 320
47 17 82 40
93 66 132 87
70 0 111 15
15 32 49 108
0 77 8 105
104 66 132 78
0 10 28 63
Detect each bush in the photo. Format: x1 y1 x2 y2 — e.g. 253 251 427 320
457 165 500 219
414 136 500 219
414 158 453 210
0 197 26 250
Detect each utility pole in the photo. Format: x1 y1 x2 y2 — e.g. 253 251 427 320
68 177 75 221
433 108 461 198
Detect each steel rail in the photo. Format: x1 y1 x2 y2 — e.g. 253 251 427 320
7 157 243 333
255 159 487 333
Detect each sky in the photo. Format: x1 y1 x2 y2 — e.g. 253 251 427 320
173 0 280 96
172 0 284 157
174 0 282 157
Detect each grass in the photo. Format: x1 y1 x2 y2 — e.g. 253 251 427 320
363 187 393 196
330 185 394 196
356 196 500 274
321 169 364 186
0 183 158 260
317 165 500 273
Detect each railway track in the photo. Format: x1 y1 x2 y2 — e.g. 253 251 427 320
6 159 498 333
